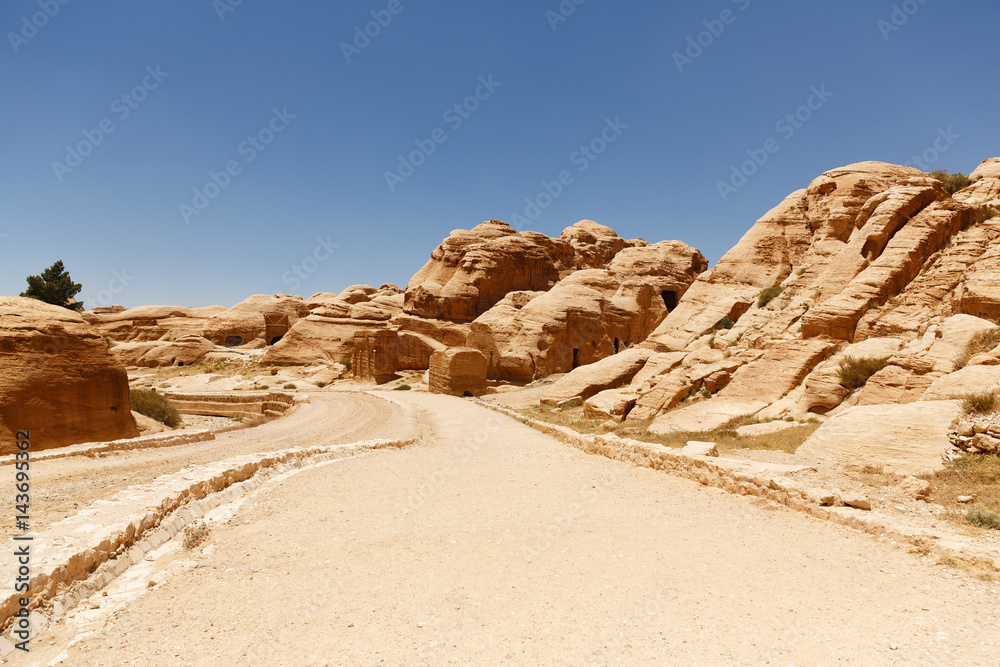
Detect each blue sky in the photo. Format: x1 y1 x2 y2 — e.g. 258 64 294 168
1 1 997 309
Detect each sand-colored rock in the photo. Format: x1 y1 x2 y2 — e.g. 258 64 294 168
201 295 310 347
113 335 215 368
428 348 488 397
353 330 399 384
540 348 652 406
83 304 226 343
582 388 639 421
647 399 769 435
0 297 138 453
719 340 835 403
796 400 962 474
261 315 386 366
922 365 1000 401
404 220 656 323
469 241 705 381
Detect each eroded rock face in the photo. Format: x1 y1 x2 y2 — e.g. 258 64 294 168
83 304 227 343
796 401 963 475
468 242 707 381
549 158 1000 459
261 285 403 366
202 294 310 347
403 220 648 322
0 297 138 453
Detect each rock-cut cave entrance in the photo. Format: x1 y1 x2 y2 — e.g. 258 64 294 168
661 291 678 311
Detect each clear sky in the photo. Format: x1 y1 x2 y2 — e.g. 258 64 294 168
1 1 997 309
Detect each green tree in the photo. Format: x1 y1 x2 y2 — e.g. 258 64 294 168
20 260 83 311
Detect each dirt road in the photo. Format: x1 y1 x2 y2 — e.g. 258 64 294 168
15 391 406 534
17 392 1000 665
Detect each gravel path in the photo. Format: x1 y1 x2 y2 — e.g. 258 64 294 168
17 393 1000 665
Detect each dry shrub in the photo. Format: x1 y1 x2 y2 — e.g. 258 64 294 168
961 391 998 415
838 357 889 390
130 389 182 428
955 327 1000 369
183 521 210 549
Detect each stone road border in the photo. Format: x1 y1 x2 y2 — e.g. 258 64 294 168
478 400 1000 575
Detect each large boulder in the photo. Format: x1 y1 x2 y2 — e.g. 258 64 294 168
428 348 488 396
796 400 963 474
0 297 138 453
540 348 652 405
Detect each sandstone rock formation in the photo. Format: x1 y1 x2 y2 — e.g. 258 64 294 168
428 348 487 396
0 296 138 453
201 294 310 347
403 220 647 322
468 241 707 381
796 401 963 474
261 285 403 366
353 330 400 384
537 158 1000 471
84 304 227 343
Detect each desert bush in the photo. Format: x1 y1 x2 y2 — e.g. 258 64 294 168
283 383 297 389
183 521 210 549
961 391 998 415
394 384 411 391
340 357 353 371
316 381 327 388
757 286 783 308
930 170 971 194
838 356 889 390
130 389 182 428
966 506 1000 530
715 316 735 330
972 206 999 225
955 327 1000 369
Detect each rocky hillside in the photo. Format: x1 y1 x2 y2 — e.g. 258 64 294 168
540 158 1000 470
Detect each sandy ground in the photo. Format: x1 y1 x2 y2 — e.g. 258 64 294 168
8 392 403 535
14 392 1000 666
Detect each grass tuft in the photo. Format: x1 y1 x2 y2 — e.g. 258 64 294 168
130 389 182 428
838 356 890 390
757 286 783 309
955 327 1000 369
961 391 998 415
966 506 1000 530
